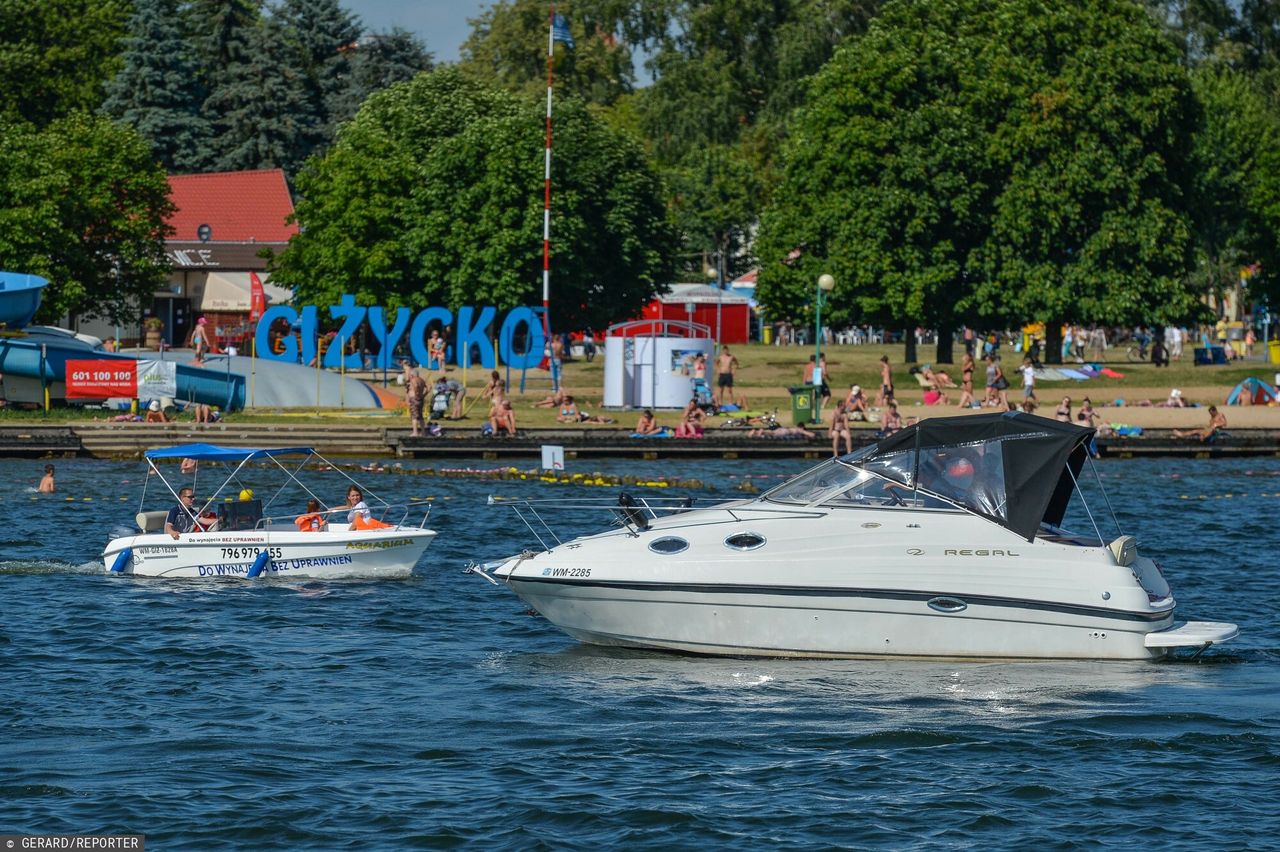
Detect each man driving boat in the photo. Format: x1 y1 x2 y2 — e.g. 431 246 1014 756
165 488 197 540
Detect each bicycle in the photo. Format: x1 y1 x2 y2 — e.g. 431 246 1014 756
1125 340 1150 362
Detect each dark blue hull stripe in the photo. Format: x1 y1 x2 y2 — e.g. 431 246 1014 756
507 576 1171 624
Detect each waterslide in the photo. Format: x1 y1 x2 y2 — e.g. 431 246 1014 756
0 272 393 410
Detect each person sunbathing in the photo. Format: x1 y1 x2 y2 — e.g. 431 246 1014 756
557 395 613 424
747 425 816 439
921 365 956 388
532 388 567 408
1173 406 1226 441
674 397 706 437
634 409 664 435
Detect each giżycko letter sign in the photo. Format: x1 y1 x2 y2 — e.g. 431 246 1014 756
253 297 546 370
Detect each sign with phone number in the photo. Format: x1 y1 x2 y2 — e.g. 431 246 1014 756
65 360 137 398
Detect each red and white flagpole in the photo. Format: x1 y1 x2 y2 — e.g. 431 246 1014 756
542 5 556 379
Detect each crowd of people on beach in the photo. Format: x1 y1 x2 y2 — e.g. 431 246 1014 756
385 326 1256 453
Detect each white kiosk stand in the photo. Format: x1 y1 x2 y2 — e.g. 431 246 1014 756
603 319 713 409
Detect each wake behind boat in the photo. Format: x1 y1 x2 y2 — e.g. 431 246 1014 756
472 412 1238 660
103 444 436 579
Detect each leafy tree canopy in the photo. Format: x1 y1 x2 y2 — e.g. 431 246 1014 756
757 0 1201 335
0 0 131 126
1189 66 1280 310
459 0 637 107
274 68 675 331
0 113 173 323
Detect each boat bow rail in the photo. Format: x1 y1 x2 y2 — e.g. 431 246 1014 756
258 500 434 530
486 494 826 552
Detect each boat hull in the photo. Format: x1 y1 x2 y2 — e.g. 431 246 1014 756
103 526 435 580
503 573 1175 660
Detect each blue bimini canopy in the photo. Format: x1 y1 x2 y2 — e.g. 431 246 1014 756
144 444 314 462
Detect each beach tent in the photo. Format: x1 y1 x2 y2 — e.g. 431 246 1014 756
1225 376 1278 405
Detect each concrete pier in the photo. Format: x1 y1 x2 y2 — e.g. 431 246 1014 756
0 423 1276 459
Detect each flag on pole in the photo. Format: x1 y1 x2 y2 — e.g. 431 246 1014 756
552 13 575 48
249 271 266 321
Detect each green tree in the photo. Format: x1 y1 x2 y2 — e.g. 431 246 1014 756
275 0 363 158
273 68 675 331
0 113 173 323
459 0 636 107
204 16 315 174
1188 67 1280 314
758 0 1200 363
0 0 131 126
328 28 434 128
668 142 762 281
103 0 212 173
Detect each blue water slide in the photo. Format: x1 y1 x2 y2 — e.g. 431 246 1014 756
0 272 48 329
0 334 246 411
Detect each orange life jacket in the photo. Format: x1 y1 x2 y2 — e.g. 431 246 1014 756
295 513 324 532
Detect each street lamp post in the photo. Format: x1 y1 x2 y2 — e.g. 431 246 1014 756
815 274 835 388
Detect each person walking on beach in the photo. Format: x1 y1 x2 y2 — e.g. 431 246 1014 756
38 464 55 493
191 317 210 366
715 347 739 406
958 352 976 408
875 355 894 408
405 368 427 437
1021 357 1036 403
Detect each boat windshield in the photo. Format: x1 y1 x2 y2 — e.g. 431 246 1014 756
762 459 864 504
858 441 1010 520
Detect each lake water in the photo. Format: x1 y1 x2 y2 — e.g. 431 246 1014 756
1 456 1277 849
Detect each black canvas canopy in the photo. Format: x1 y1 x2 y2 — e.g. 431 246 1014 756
845 412 1095 541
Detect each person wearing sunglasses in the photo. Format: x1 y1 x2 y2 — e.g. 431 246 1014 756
165 489 197 540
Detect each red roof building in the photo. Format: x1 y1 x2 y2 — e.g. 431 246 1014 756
70 169 298 348
166 169 299 244
155 170 297 347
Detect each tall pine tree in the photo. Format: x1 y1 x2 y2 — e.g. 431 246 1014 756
204 15 314 174
329 29 433 130
275 0 361 159
103 0 210 173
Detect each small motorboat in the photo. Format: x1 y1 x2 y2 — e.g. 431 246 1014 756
103 444 436 579
472 412 1237 660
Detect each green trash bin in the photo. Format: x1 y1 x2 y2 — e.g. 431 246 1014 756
789 385 819 426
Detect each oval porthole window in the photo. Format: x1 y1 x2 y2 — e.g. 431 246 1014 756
724 532 766 551
648 536 689 555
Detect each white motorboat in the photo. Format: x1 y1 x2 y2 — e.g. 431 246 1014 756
472 413 1238 660
103 444 436 579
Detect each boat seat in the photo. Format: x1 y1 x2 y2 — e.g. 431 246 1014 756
136 510 169 533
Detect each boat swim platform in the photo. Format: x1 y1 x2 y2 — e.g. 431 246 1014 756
0 423 1278 460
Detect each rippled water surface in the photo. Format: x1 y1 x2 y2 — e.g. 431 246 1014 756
1 456 1277 849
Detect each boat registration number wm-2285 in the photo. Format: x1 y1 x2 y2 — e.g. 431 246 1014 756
543 567 592 577
220 546 283 560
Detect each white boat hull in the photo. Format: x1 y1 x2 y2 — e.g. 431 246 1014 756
103 524 435 580
503 573 1175 660
490 504 1226 661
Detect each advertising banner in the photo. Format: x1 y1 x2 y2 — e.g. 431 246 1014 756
65 360 137 398
137 360 177 398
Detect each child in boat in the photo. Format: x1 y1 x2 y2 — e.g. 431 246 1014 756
295 498 327 532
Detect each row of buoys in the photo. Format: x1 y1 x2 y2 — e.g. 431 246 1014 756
1178 493 1280 499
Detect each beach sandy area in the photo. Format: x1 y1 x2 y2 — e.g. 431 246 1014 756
900 385 1280 429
